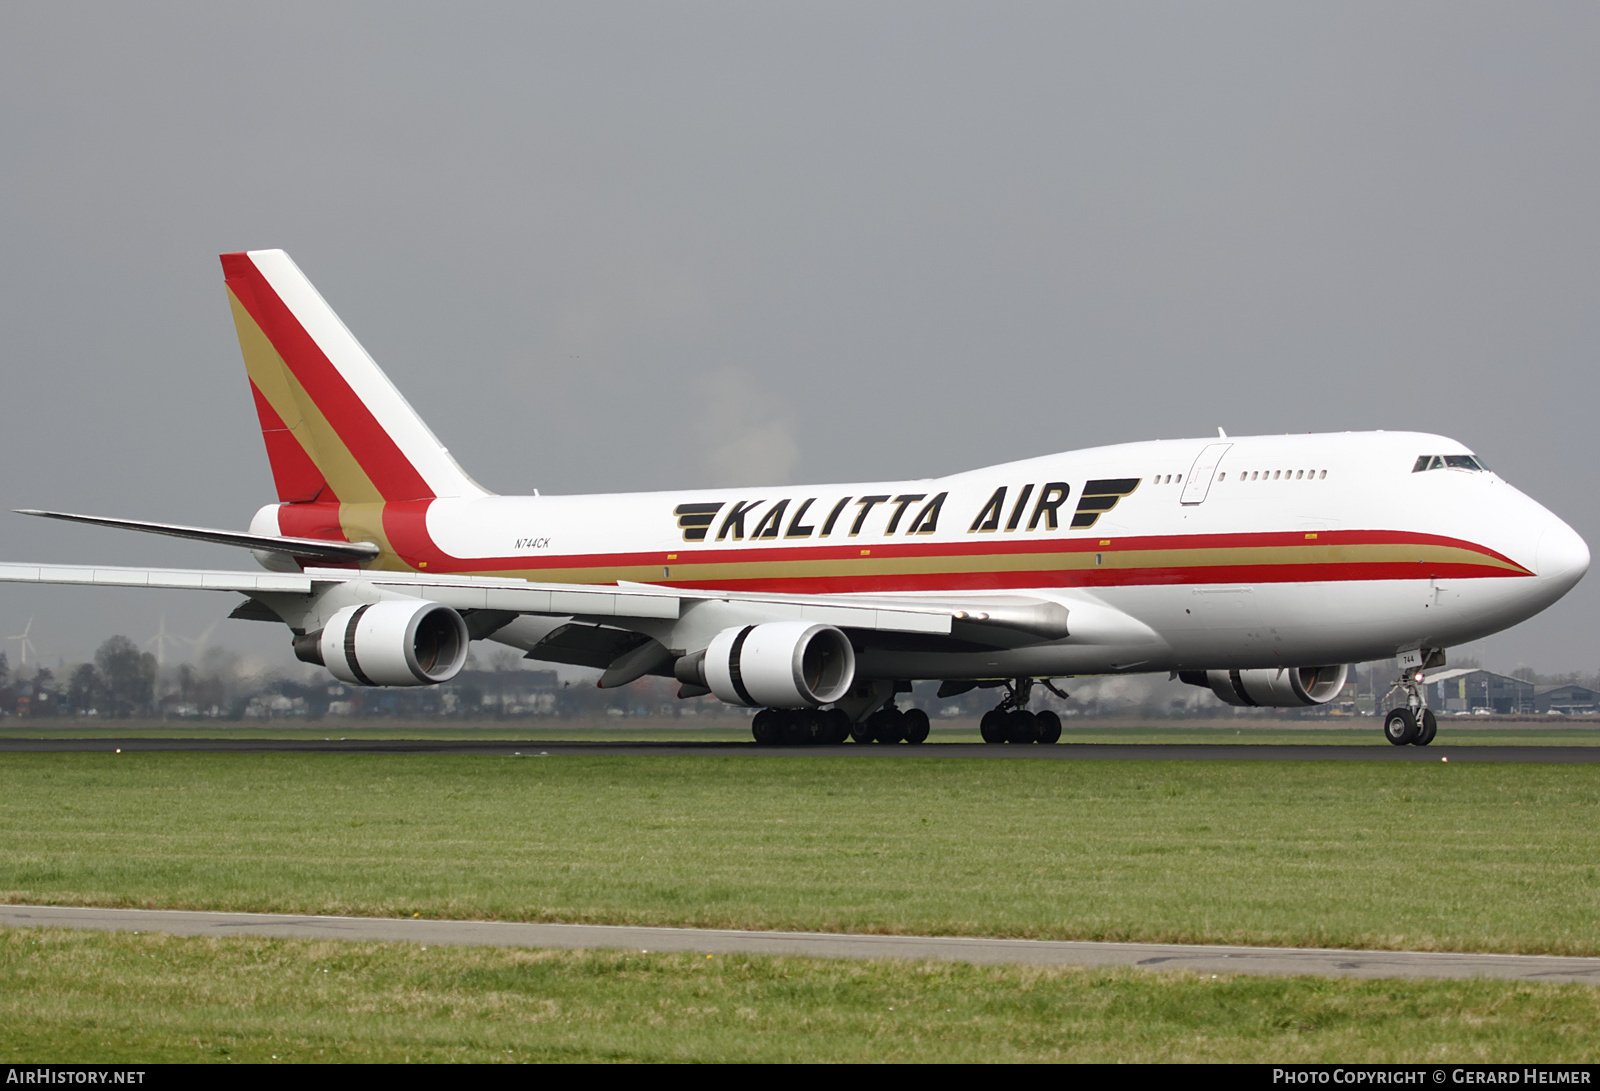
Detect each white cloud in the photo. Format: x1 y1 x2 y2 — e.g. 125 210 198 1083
694 368 800 487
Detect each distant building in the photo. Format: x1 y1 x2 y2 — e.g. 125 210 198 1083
1424 668 1535 714
1534 684 1600 715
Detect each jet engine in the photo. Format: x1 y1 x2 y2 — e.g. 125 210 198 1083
303 600 470 686
695 621 856 708
1186 665 1350 708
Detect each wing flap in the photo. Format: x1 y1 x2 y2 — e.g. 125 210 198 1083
0 562 315 594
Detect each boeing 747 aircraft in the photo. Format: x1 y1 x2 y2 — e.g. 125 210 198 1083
4 251 1587 745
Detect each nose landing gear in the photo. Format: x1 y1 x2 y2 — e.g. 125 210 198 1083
978 678 1064 744
1382 653 1440 747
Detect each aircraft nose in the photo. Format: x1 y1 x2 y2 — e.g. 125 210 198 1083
1536 518 1590 597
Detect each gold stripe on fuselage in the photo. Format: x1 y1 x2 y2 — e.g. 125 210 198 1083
414 538 1523 586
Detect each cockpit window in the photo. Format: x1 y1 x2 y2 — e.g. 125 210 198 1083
1413 454 1490 473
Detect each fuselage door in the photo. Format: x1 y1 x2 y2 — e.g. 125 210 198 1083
1180 442 1232 505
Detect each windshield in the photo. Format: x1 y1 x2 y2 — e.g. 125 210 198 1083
1412 454 1491 473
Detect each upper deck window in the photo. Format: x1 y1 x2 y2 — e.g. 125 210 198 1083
1412 454 1490 473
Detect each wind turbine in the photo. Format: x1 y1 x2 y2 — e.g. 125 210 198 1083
8 618 36 668
180 618 221 663
146 614 179 670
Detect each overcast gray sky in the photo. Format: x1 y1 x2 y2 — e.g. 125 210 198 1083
1 3 1596 675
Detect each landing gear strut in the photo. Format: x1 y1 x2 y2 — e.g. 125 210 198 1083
1382 652 1440 747
979 678 1063 745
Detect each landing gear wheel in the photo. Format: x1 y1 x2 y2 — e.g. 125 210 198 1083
901 708 930 745
979 709 1006 744
1383 708 1418 746
1035 710 1062 744
849 718 876 744
1006 709 1039 744
873 707 906 744
1413 709 1438 746
779 710 814 745
821 708 851 745
752 709 781 746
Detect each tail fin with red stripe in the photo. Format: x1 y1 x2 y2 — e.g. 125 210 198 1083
221 250 488 506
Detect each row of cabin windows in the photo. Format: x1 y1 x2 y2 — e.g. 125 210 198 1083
1219 469 1327 482
1154 469 1328 484
1156 456 1484 486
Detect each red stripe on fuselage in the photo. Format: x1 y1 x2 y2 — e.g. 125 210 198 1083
274 500 346 541
382 499 437 569
362 516 1529 592
654 560 1523 595
371 522 1528 576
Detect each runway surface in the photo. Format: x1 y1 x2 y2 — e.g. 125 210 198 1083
3 905 1596 984
0 737 1596 761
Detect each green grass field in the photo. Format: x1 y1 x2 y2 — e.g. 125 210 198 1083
2 752 1596 953
3 928 1597 1063
2 748 1596 1061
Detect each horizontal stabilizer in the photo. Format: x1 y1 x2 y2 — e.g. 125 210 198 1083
15 509 379 563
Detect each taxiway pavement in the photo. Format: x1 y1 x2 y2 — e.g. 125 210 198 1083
2 905 1595 984
0 738 1594 761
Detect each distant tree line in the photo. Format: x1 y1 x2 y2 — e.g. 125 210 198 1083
0 634 684 720
1 634 1595 721
0 636 161 718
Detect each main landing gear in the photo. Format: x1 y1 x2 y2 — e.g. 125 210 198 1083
1382 656 1439 747
850 704 931 745
750 704 931 746
978 678 1063 745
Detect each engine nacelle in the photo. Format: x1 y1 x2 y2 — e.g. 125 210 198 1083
701 621 856 708
311 600 470 686
1194 665 1350 707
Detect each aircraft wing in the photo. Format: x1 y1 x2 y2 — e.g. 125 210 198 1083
0 560 1071 640
0 562 315 596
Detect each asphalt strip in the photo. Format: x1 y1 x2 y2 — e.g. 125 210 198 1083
2 905 1596 984
2 739 1599 761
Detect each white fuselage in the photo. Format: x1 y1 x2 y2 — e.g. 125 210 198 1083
329 429 1586 680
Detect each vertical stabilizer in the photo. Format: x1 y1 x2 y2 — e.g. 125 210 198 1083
221 250 489 504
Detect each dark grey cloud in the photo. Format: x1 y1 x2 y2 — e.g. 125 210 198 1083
1 3 1596 672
